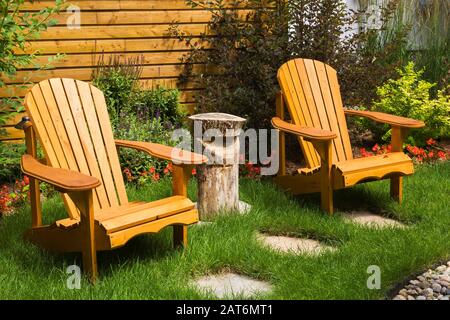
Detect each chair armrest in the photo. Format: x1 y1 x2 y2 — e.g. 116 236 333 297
343 109 425 128
115 140 208 165
271 117 337 141
21 154 101 193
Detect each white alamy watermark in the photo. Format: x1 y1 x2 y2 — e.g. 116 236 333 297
366 4 383 30
367 265 381 290
171 120 280 176
66 5 81 30
66 264 81 289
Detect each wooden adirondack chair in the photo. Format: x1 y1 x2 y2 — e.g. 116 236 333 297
17 78 207 282
273 58 425 214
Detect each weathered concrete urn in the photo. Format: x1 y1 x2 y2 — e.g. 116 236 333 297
189 113 246 219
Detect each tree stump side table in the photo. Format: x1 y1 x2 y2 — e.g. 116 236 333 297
189 113 246 219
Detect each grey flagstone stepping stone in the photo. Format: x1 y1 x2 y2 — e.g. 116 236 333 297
256 233 336 255
343 211 406 228
195 272 272 298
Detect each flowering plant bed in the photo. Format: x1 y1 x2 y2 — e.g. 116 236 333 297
359 138 449 163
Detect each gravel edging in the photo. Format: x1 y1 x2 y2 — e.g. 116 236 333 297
391 261 450 300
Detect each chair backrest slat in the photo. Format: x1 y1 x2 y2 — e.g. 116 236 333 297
278 59 353 167
25 78 128 219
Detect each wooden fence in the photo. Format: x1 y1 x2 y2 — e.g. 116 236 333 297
1 0 253 141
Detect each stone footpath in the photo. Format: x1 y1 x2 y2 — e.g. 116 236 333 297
393 261 450 300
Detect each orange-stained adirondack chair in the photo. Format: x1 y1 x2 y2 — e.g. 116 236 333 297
273 58 425 214
17 78 207 282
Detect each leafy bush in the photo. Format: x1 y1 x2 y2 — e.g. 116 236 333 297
136 87 184 128
170 0 290 129
170 0 410 129
92 54 185 182
0 142 25 183
92 54 143 126
114 115 175 180
0 176 29 215
371 62 450 145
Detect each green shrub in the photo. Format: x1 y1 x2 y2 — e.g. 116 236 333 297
372 62 450 145
136 87 184 128
0 142 25 183
92 54 185 182
115 115 174 180
92 54 143 126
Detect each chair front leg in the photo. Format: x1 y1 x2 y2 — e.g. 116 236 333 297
172 164 193 248
390 126 409 204
68 190 97 283
313 141 334 215
23 121 42 227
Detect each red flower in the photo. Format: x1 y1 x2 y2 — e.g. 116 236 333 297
149 167 156 174
426 138 436 146
152 173 160 181
191 168 197 175
123 168 133 182
163 168 170 175
437 151 447 160
372 144 380 152
359 148 373 158
252 167 261 174
23 176 30 185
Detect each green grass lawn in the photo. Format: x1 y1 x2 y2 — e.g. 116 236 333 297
0 162 449 299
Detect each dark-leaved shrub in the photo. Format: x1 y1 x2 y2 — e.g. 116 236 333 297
170 0 410 130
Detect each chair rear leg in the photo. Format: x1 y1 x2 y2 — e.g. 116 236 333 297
390 176 403 204
173 225 188 248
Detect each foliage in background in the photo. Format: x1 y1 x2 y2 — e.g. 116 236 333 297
0 142 25 182
136 87 185 128
92 54 144 127
389 0 449 94
0 0 64 127
170 0 290 129
371 62 450 145
115 115 175 181
92 54 185 182
170 0 411 129
0 175 29 215
342 0 411 107
239 161 261 179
